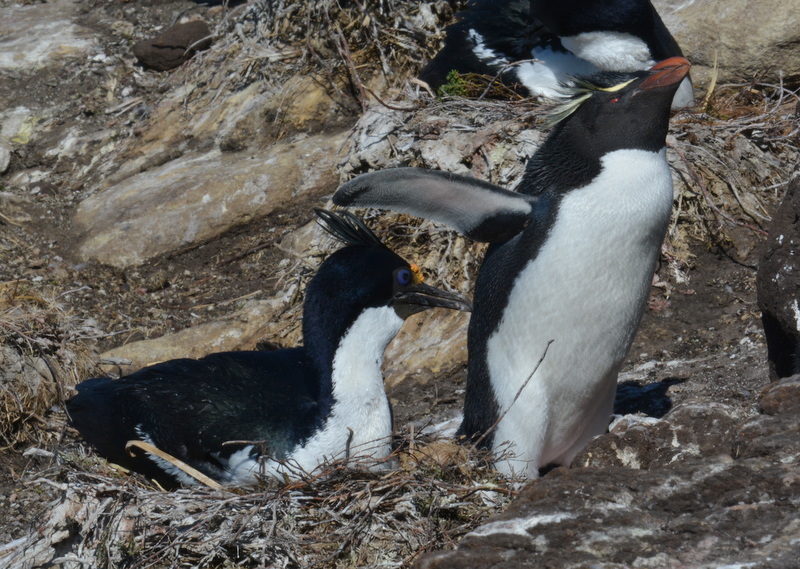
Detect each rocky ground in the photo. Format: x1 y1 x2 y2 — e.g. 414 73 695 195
1 0 799 568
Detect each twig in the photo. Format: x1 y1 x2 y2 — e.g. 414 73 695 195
478 58 541 100
410 78 436 98
702 49 719 112
473 340 554 449
364 86 420 112
219 237 277 265
334 31 368 112
668 142 768 236
342 427 356 462
125 440 223 489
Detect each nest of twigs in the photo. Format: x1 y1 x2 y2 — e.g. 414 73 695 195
163 0 457 118
3 432 514 569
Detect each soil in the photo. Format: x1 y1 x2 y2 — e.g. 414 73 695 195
0 0 779 564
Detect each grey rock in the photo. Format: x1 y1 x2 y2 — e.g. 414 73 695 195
133 20 212 72
0 191 36 225
757 178 800 379
0 145 10 174
97 300 285 377
656 0 800 87
74 132 347 268
578 401 744 471
415 378 800 569
0 0 94 71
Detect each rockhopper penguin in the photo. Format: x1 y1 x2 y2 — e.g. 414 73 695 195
420 0 694 108
67 209 472 488
334 57 691 478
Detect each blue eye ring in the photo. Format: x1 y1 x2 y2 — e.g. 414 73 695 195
396 268 412 286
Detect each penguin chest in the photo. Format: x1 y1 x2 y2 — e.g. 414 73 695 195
515 47 598 98
488 148 673 466
560 31 653 72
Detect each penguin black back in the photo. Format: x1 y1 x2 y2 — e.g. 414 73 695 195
419 0 534 92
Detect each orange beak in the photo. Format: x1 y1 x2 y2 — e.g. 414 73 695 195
639 57 691 91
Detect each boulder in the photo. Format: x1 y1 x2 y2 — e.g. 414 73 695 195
133 20 212 72
0 0 94 71
757 178 800 379
73 131 347 268
97 299 284 377
655 0 800 87
414 376 800 569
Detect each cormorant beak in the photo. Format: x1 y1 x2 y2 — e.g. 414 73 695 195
392 283 473 319
639 57 691 91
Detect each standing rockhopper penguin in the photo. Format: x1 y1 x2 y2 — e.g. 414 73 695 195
334 57 690 478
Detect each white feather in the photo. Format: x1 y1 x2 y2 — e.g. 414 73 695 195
516 47 597 99
517 34 694 109
468 29 511 68
224 307 401 484
560 31 653 72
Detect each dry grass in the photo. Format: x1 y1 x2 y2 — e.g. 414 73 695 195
2 1 799 566
170 0 454 116
2 432 515 569
0 281 97 449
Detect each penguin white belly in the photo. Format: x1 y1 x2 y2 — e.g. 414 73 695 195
560 32 653 73
489 148 673 478
516 48 598 99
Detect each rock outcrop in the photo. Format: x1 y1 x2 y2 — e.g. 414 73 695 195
656 0 800 87
415 376 800 569
757 178 800 380
74 133 347 267
132 20 212 71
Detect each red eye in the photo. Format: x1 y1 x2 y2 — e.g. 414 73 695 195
609 96 621 104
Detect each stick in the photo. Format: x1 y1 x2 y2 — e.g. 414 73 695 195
472 339 553 449
125 440 223 490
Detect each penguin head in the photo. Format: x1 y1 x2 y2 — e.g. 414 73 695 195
303 210 471 354
548 56 690 155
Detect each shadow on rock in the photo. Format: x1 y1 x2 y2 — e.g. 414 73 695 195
614 377 686 418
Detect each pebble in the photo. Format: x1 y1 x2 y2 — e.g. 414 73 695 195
0 145 10 174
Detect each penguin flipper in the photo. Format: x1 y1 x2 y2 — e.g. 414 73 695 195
333 167 532 242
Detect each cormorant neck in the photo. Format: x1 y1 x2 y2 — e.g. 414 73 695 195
302 305 403 405
330 306 404 401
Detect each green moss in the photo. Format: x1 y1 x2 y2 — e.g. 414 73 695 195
438 70 469 98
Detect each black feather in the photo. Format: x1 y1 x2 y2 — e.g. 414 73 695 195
314 209 386 250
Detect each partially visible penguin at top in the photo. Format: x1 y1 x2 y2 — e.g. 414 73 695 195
334 58 691 478
420 0 694 109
